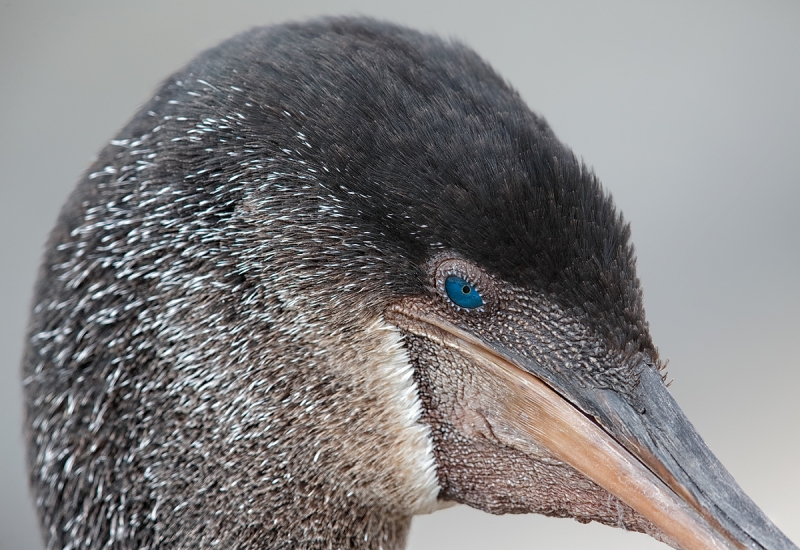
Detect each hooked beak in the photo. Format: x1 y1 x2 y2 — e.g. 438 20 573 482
390 310 796 550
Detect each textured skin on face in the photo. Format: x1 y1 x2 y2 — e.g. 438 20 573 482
23 17 652 550
390 273 667 542
405 330 658 529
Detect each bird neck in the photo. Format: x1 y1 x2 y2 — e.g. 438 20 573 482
260 495 412 549
152 477 414 548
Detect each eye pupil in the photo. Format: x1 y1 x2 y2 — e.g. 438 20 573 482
445 275 484 309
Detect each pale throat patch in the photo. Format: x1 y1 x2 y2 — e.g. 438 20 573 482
365 317 445 515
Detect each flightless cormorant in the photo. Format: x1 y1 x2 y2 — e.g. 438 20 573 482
22 17 797 550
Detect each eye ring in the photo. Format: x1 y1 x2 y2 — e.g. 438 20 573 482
430 255 496 312
445 275 484 309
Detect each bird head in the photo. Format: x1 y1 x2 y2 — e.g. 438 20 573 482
23 17 795 550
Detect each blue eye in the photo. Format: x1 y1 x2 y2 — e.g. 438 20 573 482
445 275 484 309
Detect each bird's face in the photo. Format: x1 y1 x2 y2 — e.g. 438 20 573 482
378 250 785 549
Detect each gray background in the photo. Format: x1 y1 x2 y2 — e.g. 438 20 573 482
1 1 798 548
